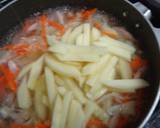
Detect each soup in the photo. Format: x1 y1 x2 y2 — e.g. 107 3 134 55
0 7 149 128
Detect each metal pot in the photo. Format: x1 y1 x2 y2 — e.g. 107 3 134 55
0 0 160 127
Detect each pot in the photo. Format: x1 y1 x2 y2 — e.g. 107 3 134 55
0 0 160 127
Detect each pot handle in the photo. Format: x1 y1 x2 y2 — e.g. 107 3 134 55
129 1 160 45
0 0 17 12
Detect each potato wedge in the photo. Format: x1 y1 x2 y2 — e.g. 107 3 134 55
17 63 32 80
60 92 72 128
45 55 81 80
64 78 87 104
67 25 83 44
45 67 58 107
27 56 44 90
118 59 132 79
82 54 111 75
61 28 72 43
91 27 101 42
102 79 149 92
48 43 108 62
34 76 47 121
51 95 62 128
100 56 118 82
83 23 91 45
17 77 32 109
67 99 83 128
76 33 84 45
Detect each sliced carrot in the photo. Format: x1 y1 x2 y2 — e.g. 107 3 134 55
116 116 129 128
102 31 119 39
0 64 17 92
0 76 6 99
35 123 50 128
87 117 106 128
94 22 102 30
10 123 34 128
48 20 65 33
41 15 48 48
130 55 145 72
81 8 97 20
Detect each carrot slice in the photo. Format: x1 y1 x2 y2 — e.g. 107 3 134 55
48 20 65 33
0 64 17 92
116 116 129 128
81 8 97 20
87 117 106 128
130 55 145 72
10 123 33 128
41 15 48 48
35 123 50 128
102 31 119 39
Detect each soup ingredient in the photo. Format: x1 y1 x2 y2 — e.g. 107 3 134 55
0 8 149 128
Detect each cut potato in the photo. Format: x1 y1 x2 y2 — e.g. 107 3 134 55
107 68 116 80
118 59 132 79
34 76 47 121
45 67 58 107
100 56 118 82
82 54 111 75
47 35 60 46
67 25 83 44
17 63 32 80
86 73 100 87
27 56 44 90
61 28 72 43
17 77 32 109
76 33 84 45
83 23 91 45
42 95 49 107
57 86 67 96
102 79 149 92
67 99 83 128
60 92 72 128
49 43 108 62
45 55 81 80
91 27 101 42
51 95 62 128
64 78 87 104
99 36 136 53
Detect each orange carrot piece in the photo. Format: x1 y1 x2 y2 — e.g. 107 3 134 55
130 56 144 72
0 64 17 92
48 20 65 33
116 116 129 128
10 123 33 128
81 8 97 20
102 31 119 39
87 118 106 128
94 22 102 30
41 15 47 48
35 123 50 128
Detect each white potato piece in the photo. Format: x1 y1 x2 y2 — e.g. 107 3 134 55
99 36 136 53
83 23 91 45
51 95 62 128
64 78 87 104
107 45 132 61
86 73 100 87
57 86 67 96
49 43 108 62
67 100 83 128
107 68 116 80
76 33 84 45
91 27 101 42
47 35 60 46
102 79 149 92
17 63 32 80
34 76 47 121
45 55 81 80
27 56 44 90
82 54 111 75
61 28 72 43
17 77 32 109
118 59 132 79
42 95 49 107
100 56 118 82
67 25 83 44
92 88 107 100
45 67 58 107
60 92 72 128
